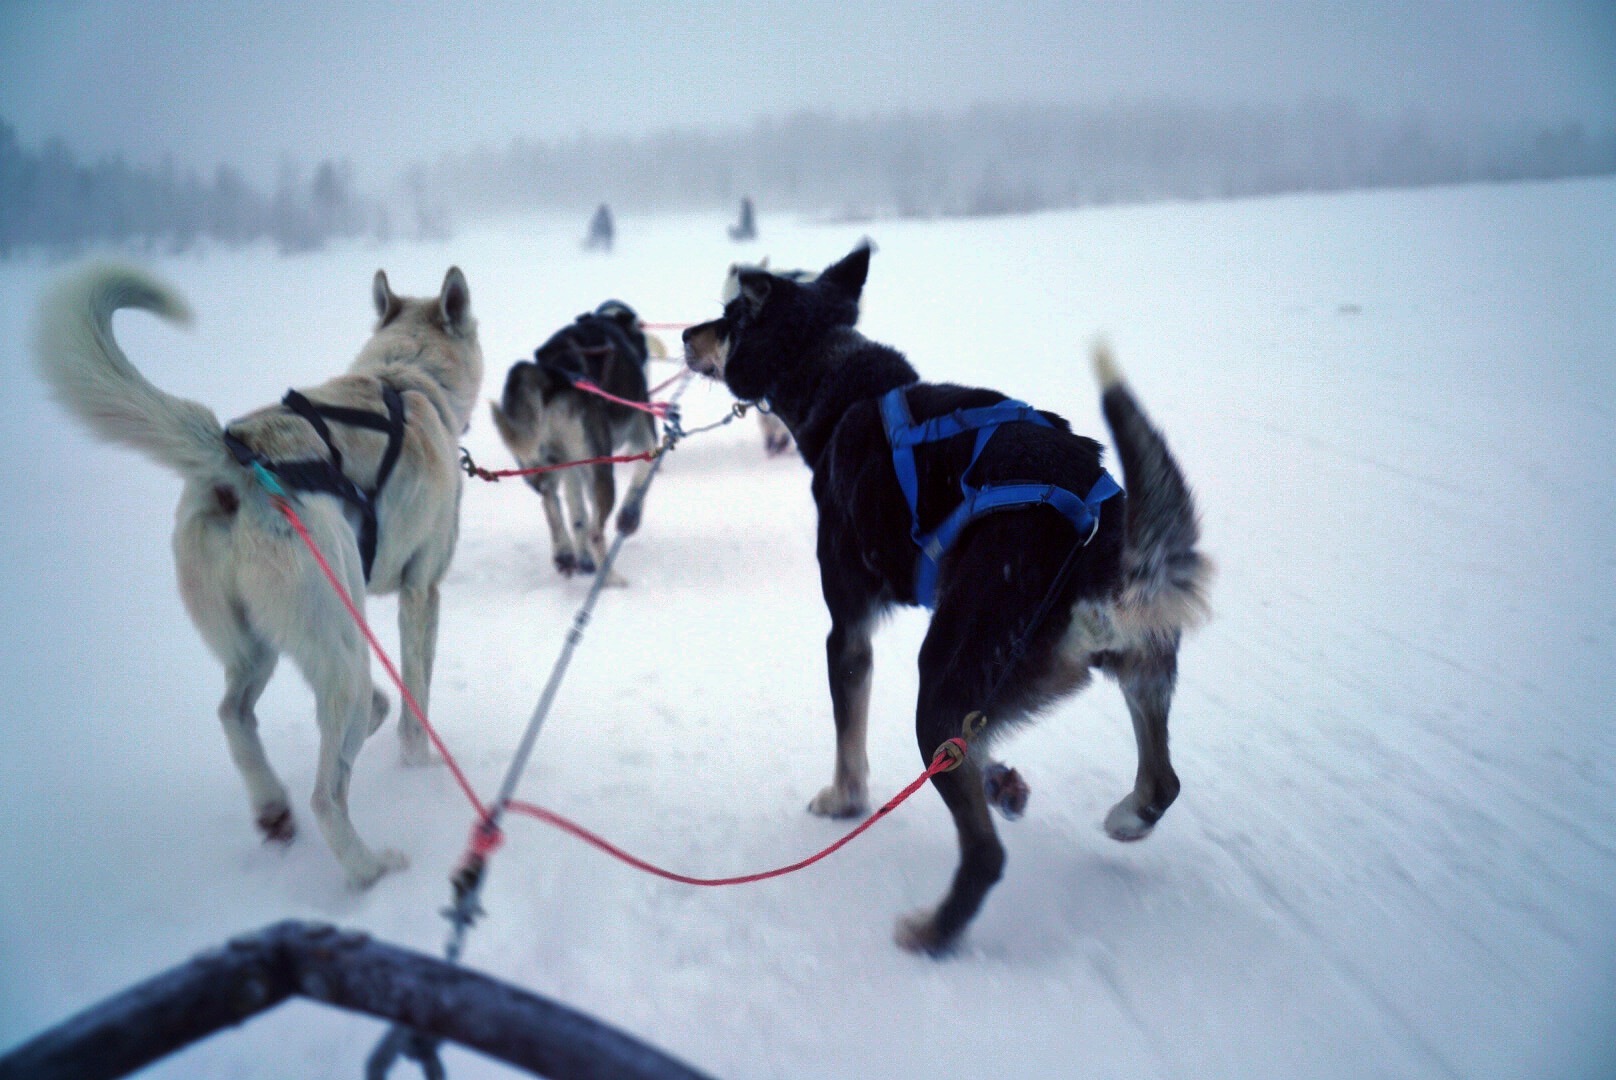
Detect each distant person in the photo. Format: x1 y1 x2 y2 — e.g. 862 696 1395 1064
584 203 614 252
728 197 757 242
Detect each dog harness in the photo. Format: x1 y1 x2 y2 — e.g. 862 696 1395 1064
879 385 1122 609
224 385 406 581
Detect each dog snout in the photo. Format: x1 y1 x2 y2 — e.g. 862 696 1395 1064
682 319 726 378
684 344 717 378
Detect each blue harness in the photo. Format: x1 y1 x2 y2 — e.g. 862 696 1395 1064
879 386 1122 609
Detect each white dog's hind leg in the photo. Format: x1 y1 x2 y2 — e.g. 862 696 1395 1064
309 674 408 888
397 581 439 767
259 507 405 887
174 488 295 844
218 641 293 841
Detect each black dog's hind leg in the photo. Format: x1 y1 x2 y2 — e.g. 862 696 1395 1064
1102 641 1182 841
587 461 624 584
894 605 1018 955
529 473 578 576
896 724 1004 956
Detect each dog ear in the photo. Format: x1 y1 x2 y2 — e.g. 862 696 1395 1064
737 270 771 315
373 269 402 323
439 266 471 330
820 239 873 300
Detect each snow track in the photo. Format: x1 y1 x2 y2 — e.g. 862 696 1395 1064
2 179 1612 1078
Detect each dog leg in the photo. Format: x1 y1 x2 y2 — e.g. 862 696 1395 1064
982 761 1030 820
397 581 440 767
368 687 389 737
218 641 294 843
614 415 656 536
895 751 1004 956
589 462 624 586
562 470 596 575
808 617 872 818
177 509 298 844
309 676 408 888
530 475 577 576
1103 644 1181 842
270 525 405 887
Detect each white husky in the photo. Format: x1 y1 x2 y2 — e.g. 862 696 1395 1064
33 263 484 888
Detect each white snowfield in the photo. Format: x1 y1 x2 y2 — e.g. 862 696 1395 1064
1 177 1612 1079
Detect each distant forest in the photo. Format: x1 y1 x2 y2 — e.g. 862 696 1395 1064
5 102 1614 256
0 120 393 257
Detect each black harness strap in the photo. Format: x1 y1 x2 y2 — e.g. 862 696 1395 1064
225 385 406 582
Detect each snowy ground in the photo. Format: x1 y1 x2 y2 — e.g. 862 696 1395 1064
1 178 1613 1079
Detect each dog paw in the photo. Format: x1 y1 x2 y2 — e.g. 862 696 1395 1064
616 502 642 535
1103 794 1157 842
894 907 958 957
575 553 598 575
346 847 409 890
399 737 436 769
808 784 868 819
257 804 296 844
983 763 1029 821
554 552 578 577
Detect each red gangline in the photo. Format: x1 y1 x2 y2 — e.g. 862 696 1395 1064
465 450 657 483
571 378 671 417
647 369 690 398
267 483 964 889
506 738 964 887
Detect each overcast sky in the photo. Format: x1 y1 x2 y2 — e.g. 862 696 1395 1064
2 0 1612 187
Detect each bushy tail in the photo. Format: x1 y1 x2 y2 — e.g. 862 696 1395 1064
33 263 226 478
1093 343 1212 632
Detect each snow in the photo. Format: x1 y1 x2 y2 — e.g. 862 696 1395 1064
2 178 1613 1079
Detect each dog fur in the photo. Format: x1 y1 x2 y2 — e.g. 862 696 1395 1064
489 302 659 583
33 263 484 888
683 244 1210 953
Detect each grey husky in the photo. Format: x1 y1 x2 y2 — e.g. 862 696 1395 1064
34 263 483 888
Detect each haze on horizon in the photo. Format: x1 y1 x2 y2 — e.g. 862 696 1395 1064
3 0 1613 188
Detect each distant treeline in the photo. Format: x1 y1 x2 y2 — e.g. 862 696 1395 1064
428 101 1616 221
5 102 1614 256
0 120 397 257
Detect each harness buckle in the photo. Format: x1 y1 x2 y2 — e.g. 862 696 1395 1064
933 737 968 772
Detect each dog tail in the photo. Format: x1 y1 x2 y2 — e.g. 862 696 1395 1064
1093 342 1212 632
34 263 227 479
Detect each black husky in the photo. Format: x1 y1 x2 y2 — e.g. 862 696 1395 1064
683 244 1211 954
491 301 659 581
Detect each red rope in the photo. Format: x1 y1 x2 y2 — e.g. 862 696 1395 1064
268 493 490 820
647 369 690 398
570 378 672 417
505 738 965 887
464 450 656 483
265 479 965 890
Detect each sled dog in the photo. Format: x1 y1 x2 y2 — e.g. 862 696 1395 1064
683 244 1210 953
34 263 484 888
489 301 660 581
